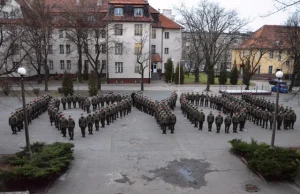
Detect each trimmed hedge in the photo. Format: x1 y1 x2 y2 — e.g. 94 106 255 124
0 142 74 191
229 139 300 181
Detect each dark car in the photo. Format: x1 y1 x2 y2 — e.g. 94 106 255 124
268 79 286 85
271 84 288 93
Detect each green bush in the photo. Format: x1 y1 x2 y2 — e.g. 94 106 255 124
88 71 98 96
164 58 173 83
229 139 300 181
62 71 74 97
218 63 227 85
230 60 239 85
174 64 184 84
0 142 74 191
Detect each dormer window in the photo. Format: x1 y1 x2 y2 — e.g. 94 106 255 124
88 15 96 22
114 8 123 16
134 8 143 17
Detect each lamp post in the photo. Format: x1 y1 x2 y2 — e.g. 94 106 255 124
17 67 32 159
171 58 174 83
271 70 283 147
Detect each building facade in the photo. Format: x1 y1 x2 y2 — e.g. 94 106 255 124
0 0 183 83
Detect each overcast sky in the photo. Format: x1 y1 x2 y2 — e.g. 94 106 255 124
148 0 297 32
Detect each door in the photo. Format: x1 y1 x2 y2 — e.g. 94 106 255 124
152 63 157 73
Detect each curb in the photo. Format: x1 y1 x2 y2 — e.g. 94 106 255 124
240 156 267 182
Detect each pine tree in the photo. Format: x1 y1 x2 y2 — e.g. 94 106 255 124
88 71 98 96
230 60 239 85
174 64 184 84
164 58 173 83
62 71 74 96
218 63 228 85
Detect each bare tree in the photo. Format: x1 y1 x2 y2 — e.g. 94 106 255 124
134 31 150 91
21 0 53 91
178 0 247 91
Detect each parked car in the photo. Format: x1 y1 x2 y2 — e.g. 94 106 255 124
271 84 288 93
268 79 286 85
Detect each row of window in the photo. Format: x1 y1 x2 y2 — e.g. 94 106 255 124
58 29 106 39
114 62 141 74
151 45 169 54
241 50 284 61
48 60 107 70
114 7 143 17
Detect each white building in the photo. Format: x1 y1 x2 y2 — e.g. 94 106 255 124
0 0 183 83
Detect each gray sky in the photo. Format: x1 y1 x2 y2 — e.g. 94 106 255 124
149 0 297 32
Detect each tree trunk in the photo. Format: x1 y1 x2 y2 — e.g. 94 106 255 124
194 67 199 83
77 47 83 83
205 67 213 91
141 69 144 91
44 68 49 92
97 72 102 91
37 67 42 84
289 73 295 92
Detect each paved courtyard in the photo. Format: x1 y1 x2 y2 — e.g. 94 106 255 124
1 89 300 194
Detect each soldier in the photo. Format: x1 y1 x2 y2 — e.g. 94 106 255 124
67 94 73 109
277 111 283 130
9 112 18 135
68 116 75 140
94 111 100 131
215 112 223 133
190 92 195 105
207 111 214 132
224 114 232 134
60 115 68 137
198 110 205 130
87 113 94 135
205 93 209 107
232 112 239 133
72 94 77 108
239 111 247 131
291 110 296 129
195 92 200 106
77 94 81 108
284 111 290 130
106 106 111 125
91 96 97 111
161 113 168 134
100 108 106 128
61 96 67 110
169 113 176 134
268 111 274 130
262 109 269 129
99 94 105 108
85 98 91 113
78 114 87 137
200 92 205 107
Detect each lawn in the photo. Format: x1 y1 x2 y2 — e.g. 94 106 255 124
183 73 244 85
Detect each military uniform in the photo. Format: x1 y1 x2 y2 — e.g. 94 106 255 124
215 113 223 133
87 114 94 135
207 112 214 132
78 114 87 137
224 115 231 134
9 113 18 135
68 116 75 140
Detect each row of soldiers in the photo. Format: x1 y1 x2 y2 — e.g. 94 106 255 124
47 96 132 140
8 95 52 135
225 92 297 130
133 92 177 134
185 92 209 107
180 93 245 133
60 93 124 112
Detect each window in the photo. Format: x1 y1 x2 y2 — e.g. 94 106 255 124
60 60 65 69
84 60 89 71
134 8 143 17
115 62 123 73
135 64 140 73
3 12 8 18
270 51 274 59
59 30 63 38
259 50 263 58
151 45 156 54
12 62 18 68
102 60 106 69
59 45 64 54
10 12 15 19
278 51 282 61
241 50 245 57
134 43 142 55
48 45 53 54
234 39 238 44
101 30 105 38
114 8 123 16
164 48 169 54
134 24 143 36
101 44 106 54
66 45 70 54
152 29 156 39
95 44 100 54
49 60 53 70
66 32 71 39
87 15 96 22
96 60 100 69
12 44 19 55
115 43 123 55
67 60 71 69
115 24 123 35
268 66 273 74
286 60 290 66
165 32 169 39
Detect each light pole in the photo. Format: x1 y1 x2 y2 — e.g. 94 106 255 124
271 70 283 147
17 67 32 159
171 58 174 83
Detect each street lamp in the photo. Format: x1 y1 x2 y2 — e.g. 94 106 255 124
271 70 283 147
17 67 32 159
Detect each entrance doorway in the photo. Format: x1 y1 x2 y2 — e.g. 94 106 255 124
152 63 157 73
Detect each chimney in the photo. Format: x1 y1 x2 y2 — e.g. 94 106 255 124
97 0 102 6
76 0 79 5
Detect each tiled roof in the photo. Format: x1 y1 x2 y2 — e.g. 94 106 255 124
109 0 148 5
151 53 162 62
149 6 159 14
157 13 183 29
240 25 293 49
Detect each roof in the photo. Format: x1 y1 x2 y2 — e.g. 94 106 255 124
149 6 159 14
239 25 295 50
109 0 148 5
157 13 183 29
151 53 162 62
